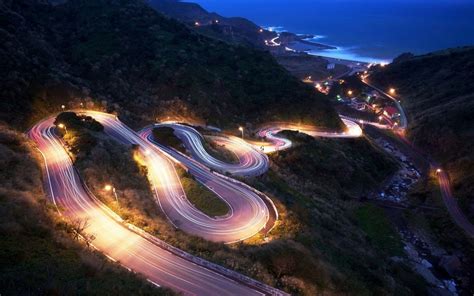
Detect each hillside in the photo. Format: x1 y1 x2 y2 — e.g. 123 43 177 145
148 0 276 47
0 0 341 131
0 125 175 295
370 47 474 222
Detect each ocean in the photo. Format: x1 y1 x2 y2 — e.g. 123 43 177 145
191 0 474 63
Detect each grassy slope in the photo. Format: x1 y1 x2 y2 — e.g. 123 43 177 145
370 47 474 222
0 0 341 131
178 168 230 217
246 133 427 295
0 125 174 295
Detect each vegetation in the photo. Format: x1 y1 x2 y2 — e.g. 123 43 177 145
152 126 185 153
244 134 426 294
271 130 399 198
177 167 230 217
202 136 240 164
405 175 474 292
0 125 174 295
0 0 342 131
355 204 404 256
370 47 474 223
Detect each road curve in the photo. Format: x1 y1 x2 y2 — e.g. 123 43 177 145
152 123 269 177
438 170 474 238
28 116 281 296
256 118 363 153
81 111 273 244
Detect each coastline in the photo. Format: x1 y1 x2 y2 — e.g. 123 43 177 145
265 26 391 64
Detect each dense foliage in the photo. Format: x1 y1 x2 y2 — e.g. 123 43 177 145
0 0 341 131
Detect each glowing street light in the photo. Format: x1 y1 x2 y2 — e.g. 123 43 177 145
57 123 67 133
259 28 264 33
61 104 66 110
436 168 442 174
104 184 119 204
347 90 353 96
238 126 244 139
194 21 200 26
389 88 396 95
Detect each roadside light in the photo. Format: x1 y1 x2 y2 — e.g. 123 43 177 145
61 105 66 110
58 123 67 133
436 168 442 174
347 90 353 96
389 88 396 95
378 116 383 121
238 127 244 139
195 21 200 26
104 184 112 191
259 28 264 33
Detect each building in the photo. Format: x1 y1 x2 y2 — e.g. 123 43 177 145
383 106 400 119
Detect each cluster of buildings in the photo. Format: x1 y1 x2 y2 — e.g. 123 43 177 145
338 89 401 127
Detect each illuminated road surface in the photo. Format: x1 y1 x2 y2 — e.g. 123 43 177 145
29 116 278 296
82 111 273 244
438 170 474 238
151 123 269 176
256 118 363 153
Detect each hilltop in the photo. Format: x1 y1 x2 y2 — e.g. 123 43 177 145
0 0 341 131
370 47 474 222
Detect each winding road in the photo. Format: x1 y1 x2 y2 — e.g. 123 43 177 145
29 116 278 296
28 110 364 295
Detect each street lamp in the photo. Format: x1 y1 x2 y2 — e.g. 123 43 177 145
389 88 396 95
61 104 66 110
436 168 442 174
238 126 244 139
57 123 67 133
104 184 119 204
347 90 353 96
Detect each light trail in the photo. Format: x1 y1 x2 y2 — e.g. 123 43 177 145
28 110 364 295
256 118 363 153
81 111 273 244
29 116 284 296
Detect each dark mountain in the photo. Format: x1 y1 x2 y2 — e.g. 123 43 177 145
370 47 474 222
0 0 341 131
148 0 276 47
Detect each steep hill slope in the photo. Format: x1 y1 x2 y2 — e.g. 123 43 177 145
0 0 341 131
148 0 276 47
370 47 474 222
